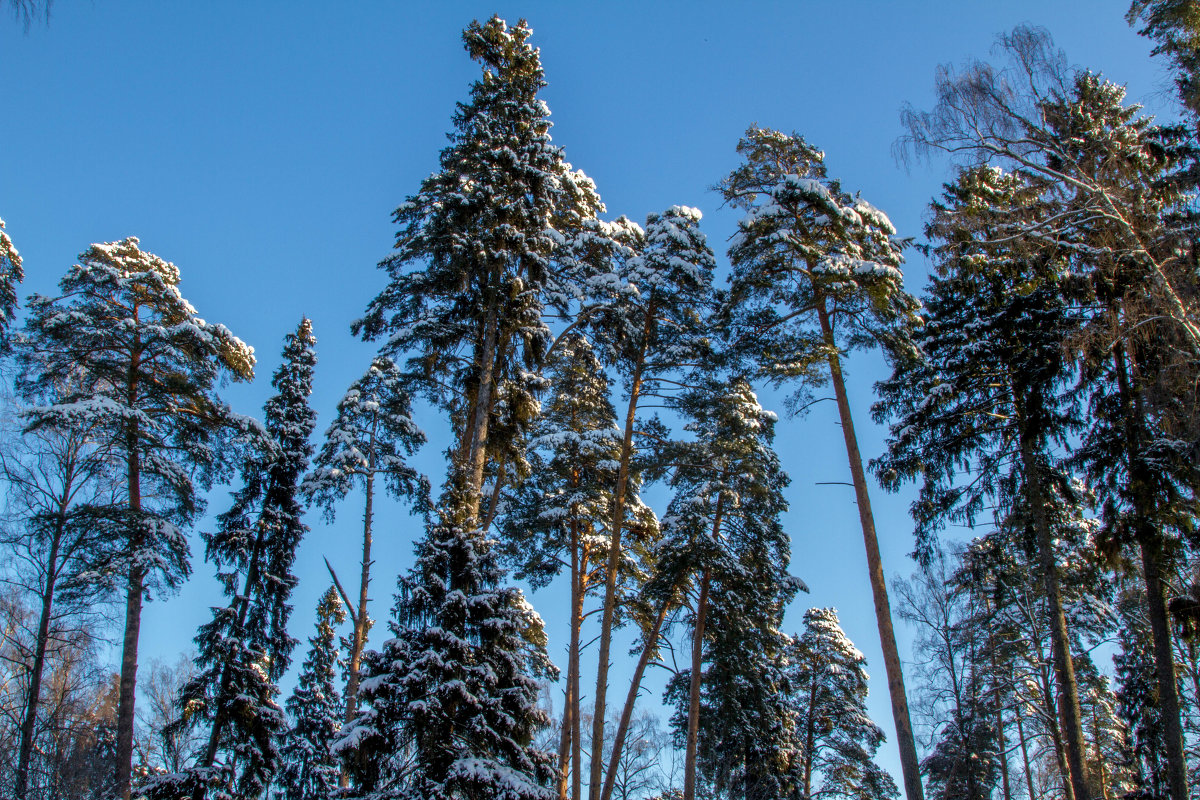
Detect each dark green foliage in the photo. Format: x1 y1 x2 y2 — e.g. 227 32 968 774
277 587 348 800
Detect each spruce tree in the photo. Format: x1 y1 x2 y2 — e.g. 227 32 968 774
303 355 428 733
788 608 899 800
336 480 558 800
277 586 348 800
19 238 255 800
0 216 24 353
875 164 1097 800
145 318 317 800
719 126 924 800
353 15 603 521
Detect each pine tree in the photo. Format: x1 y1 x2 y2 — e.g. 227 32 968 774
277 586 348 800
19 237 255 800
0 216 24 353
144 318 317 800
719 126 924 800
497 332 656 800
584 206 717 800
303 355 428 735
653 376 797 800
788 608 899 800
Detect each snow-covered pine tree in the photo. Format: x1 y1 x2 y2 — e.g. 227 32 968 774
497 332 658 800
277 586 347 800
788 608 898 800
353 15 603 522
0 217 24 353
18 238 255 800
143 318 317 800
653 376 797 800
719 126 923 800
303 355 428 734
584 206 717 800
336 475 558 800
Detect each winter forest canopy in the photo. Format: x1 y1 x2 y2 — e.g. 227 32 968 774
5 2 1200 800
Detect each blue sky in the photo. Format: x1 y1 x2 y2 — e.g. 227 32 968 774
0 0 1175 785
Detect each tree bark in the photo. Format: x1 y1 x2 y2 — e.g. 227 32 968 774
115 384 143 800
816 301 924 800
558 523 582 800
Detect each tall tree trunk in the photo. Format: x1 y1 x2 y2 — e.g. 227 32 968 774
115 404 142 800
816 301 924 800
1111 342 1189 800
684 494 723 800
15 510 66 800
590 305 653 800
683 568 711 800
1037 664 1075 800
804 655 817 800
1016 429 1090 800
600 598 671 800
463 289 501 520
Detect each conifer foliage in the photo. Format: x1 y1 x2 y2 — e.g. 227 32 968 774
277 586 348 800
20 238 256 800
146 318 317 800
789 608 898 800
303 355 429 729
0 216 24 352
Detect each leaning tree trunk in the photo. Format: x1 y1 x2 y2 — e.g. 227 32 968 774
1016 706 1038 800
600 598 673 800
816 301 924 800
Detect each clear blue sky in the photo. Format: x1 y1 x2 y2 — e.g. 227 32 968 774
0 0 1173 786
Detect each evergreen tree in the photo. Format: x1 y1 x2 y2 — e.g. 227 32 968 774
719 125 924 800
277 586 348 800
19 237 255 800
583 206 717 800
144 318 317 800
353 15 603 522
303 355 428 733
336 482 557 800
874 163 1097 800
788 608 898 800
654 376 797 800
0 216 24 353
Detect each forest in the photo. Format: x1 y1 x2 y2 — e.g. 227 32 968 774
3 3 1200 800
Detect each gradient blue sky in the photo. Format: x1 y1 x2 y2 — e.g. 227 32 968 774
0 0 1175 786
